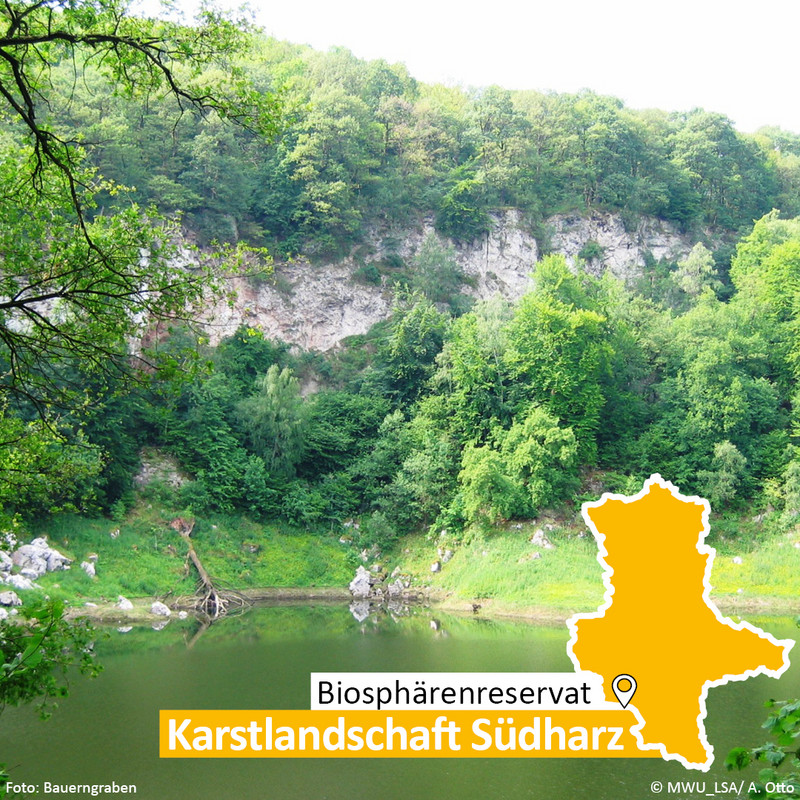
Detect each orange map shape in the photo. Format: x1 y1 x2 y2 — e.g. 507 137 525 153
567 475 793 770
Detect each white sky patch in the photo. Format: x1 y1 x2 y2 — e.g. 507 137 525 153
134 0 800 134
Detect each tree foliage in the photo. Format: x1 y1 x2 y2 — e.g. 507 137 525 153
237 365 306 478
727 699 800 799
0 0 280 416
0 600 100 718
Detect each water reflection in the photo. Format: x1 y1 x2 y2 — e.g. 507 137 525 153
0 605 796 800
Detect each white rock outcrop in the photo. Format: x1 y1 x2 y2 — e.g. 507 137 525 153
549 212 692 282
80 561 96 578
11 538 71 579
0 590 22 607
150 601 171 617
3 574 34 591
529 529 555 550
199 210 696 352
348 566 372 599
134 450 189 489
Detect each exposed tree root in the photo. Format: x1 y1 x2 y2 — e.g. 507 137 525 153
170 518 251 619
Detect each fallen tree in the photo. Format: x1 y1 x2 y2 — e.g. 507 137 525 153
169 518 248 619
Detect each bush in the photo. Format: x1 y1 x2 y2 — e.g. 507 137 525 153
356 511 399 551
352 263 382 286
578 240 604 262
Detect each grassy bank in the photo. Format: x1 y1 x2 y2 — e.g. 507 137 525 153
381 516 800 618
19 502 800 620
29 500 356 605
384 520 604 616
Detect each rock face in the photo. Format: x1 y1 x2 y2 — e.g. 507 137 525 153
134 449 189 489
199 210 696 351
205 265 393 352
550 212 692 282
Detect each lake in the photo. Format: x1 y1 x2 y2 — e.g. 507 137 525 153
1 604 797 799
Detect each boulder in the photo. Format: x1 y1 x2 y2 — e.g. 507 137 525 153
20 568 41 580
150 601 171 617
430 561 441 573
11 538 71 578
529 529 554 550
116 595 133 610
0 590 22 607
3 574 34 591
0 551 11 573
11 545 48 578
45 547 70 571
0 607 8 621
349 566 372 598
80 561 96 578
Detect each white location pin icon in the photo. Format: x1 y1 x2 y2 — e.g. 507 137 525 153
611 674 637 708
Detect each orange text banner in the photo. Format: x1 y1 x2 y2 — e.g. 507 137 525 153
159 710 660 758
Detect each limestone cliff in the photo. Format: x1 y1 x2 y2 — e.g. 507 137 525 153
200 211 695 351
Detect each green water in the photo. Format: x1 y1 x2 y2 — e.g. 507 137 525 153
1 604 798 800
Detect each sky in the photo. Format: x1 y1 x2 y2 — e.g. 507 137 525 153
148 0 800 134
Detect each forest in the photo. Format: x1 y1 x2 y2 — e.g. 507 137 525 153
4 5 800 797
3 3 800 560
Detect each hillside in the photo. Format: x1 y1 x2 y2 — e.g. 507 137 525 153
2 20 800 612
202 210 694 350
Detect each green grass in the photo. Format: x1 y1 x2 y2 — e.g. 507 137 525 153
384 513 800 613
710 534 800 599
386 520 605 613
20 502 800 612
30 501 357 604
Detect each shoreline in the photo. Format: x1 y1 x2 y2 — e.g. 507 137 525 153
63 586 799 626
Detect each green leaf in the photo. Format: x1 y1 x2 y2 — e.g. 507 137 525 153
758 768 777 784
726 747 752 770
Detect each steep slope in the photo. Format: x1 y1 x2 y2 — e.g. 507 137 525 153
202 210 695 350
